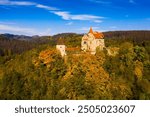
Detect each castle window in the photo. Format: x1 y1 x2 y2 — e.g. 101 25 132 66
84 41 87 44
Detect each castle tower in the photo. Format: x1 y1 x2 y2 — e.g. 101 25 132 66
56 37 66 57
89 27 94 34
81 27 105 54
56 45 66 57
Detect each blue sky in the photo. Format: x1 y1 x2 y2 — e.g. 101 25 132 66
0 0 150 36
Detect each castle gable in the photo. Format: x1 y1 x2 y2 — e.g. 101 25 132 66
82 35 88 40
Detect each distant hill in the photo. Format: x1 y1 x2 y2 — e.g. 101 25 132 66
104 30 150 40
52 33 82 39
0 34 52 55
0 34 32 40
1 30 150 41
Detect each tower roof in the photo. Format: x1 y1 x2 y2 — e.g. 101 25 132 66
88 27 104 39
89 27 94 34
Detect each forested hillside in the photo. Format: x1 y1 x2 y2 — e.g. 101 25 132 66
0 31 150 100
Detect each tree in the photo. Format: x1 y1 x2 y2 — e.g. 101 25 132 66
0 70 24 99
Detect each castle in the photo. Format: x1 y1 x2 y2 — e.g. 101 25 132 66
81 27 105 54
56 27 105 56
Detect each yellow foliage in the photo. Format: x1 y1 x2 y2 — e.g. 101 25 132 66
32 58 40 67
111 81 133 99
61 53 112 99
107 47 119 56
134 60 143 80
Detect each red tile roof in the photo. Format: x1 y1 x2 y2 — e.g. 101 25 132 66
88 27 104 39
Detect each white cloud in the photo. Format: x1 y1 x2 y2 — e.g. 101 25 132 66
53 11 104 23
0 0 58 11
0 24 36 35
0 24 51 36
36 4 58 11
10 1 35 6
66 22 73 25
52 11 70 20
0 0 35 6
94 20 103 23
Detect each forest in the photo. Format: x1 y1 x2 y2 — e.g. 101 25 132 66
0 31 150 100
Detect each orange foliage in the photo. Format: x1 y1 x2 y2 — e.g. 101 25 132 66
33 49 58 68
